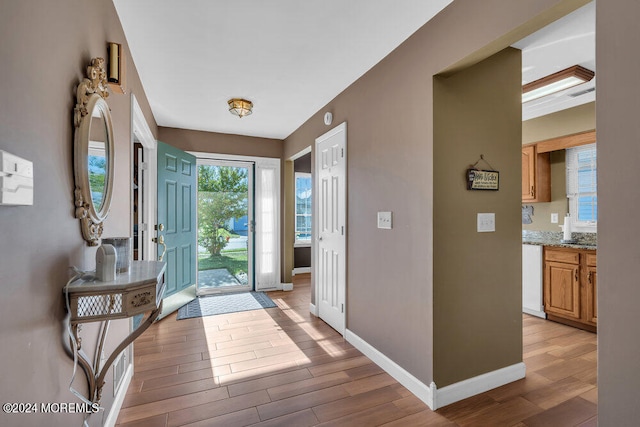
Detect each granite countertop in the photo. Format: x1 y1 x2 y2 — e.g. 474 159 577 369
522 230 597 250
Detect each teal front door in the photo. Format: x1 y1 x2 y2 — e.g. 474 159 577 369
157 141 196 297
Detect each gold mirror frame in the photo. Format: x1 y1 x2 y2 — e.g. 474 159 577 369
73 58 115 246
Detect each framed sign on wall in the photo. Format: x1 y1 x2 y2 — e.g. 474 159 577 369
466 168 499 191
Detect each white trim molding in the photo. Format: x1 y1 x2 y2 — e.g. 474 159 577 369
434 362 526 409
104 362 133 427
309 303 318 316
346 329 435 408
523 307 547 319
345 329 526 411
293 267 311 275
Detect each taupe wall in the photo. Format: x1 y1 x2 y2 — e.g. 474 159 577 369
284 0 589 387
158 127 282 159
596 1 640 424
433 48 523 387
522 102 595 231
0 1 156 425
283 160 294 283
522 102 595 144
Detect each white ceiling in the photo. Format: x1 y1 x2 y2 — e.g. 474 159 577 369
113 0 453 140
113 1 595 139
514 2 595 121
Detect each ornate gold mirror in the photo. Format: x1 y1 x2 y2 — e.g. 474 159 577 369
74 58 115 246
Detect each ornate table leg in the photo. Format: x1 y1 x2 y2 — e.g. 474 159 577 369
67 301 163 403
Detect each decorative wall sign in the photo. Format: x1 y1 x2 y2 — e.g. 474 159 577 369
467 168 499 190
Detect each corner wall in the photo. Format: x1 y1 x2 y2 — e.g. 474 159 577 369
158 127 283 159
284 0 588 391
0 1 157 425
433 48 523 387
596 1 640 424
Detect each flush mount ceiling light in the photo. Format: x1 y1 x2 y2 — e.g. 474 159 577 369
227 98 253 118
522 65 594 103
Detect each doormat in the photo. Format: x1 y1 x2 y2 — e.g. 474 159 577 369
176 291 277 320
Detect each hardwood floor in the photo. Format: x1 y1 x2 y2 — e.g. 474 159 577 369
115 274 597 426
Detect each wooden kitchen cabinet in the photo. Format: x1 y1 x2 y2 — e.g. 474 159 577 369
522 145 550 202
585 253 597 326
544 247 597 332
544 260 581 320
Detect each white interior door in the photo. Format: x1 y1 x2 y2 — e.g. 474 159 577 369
315 122 347 334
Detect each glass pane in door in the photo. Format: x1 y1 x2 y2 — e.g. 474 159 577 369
197 161 253 293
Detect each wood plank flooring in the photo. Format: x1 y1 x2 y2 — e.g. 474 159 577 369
116 274 597 426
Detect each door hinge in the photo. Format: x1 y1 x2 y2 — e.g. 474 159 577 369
341 304 344 313
140 161 149 170
341 148 344 158
341 226 344 236
139 223 148 232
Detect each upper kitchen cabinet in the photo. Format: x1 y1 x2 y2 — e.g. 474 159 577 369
522 144 550 202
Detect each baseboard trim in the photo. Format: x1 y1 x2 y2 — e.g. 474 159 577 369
104 362 133 427
309 303 318 316
345 329 525 411
345 329 435 409
282 283 293 291
523 307 546 319
258 284 282 292
292 267 311 275
435 362 526 409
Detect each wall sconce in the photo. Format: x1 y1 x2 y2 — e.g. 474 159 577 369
522 65 594 103
107 42 126 94
228 98 253 118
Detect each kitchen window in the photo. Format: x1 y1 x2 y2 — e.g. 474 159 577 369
295 172 312 245
566 143 597 232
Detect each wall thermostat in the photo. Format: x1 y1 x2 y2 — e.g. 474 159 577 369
324 112 333 126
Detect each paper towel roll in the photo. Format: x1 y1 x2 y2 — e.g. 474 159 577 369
563 214 572 241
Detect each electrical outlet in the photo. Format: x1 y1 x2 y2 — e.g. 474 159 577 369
377 211 392 229
477 213 495 232
551 213 558 224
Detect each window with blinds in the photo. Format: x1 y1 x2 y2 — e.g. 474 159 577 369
566 143 597 230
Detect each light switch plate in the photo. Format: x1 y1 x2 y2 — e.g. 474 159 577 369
477 213 495 232
377 211 392 229
551 213 558 224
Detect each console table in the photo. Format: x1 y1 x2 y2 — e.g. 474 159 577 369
64 260 166 403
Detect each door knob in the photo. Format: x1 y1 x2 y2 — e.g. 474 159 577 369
153 235 166 261
155 223 165 231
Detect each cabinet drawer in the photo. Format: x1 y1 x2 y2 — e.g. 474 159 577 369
545 249 579 264
586 253 597 267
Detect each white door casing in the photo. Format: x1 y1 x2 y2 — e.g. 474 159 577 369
195 158 254 295
191 152 281 292
131 94 157 262
315 122 347 335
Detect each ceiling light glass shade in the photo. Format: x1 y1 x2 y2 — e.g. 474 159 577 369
522 65 594 103
228 98 253 118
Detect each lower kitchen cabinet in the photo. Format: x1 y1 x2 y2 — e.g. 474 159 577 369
544 247 597 332
585 253 597 325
